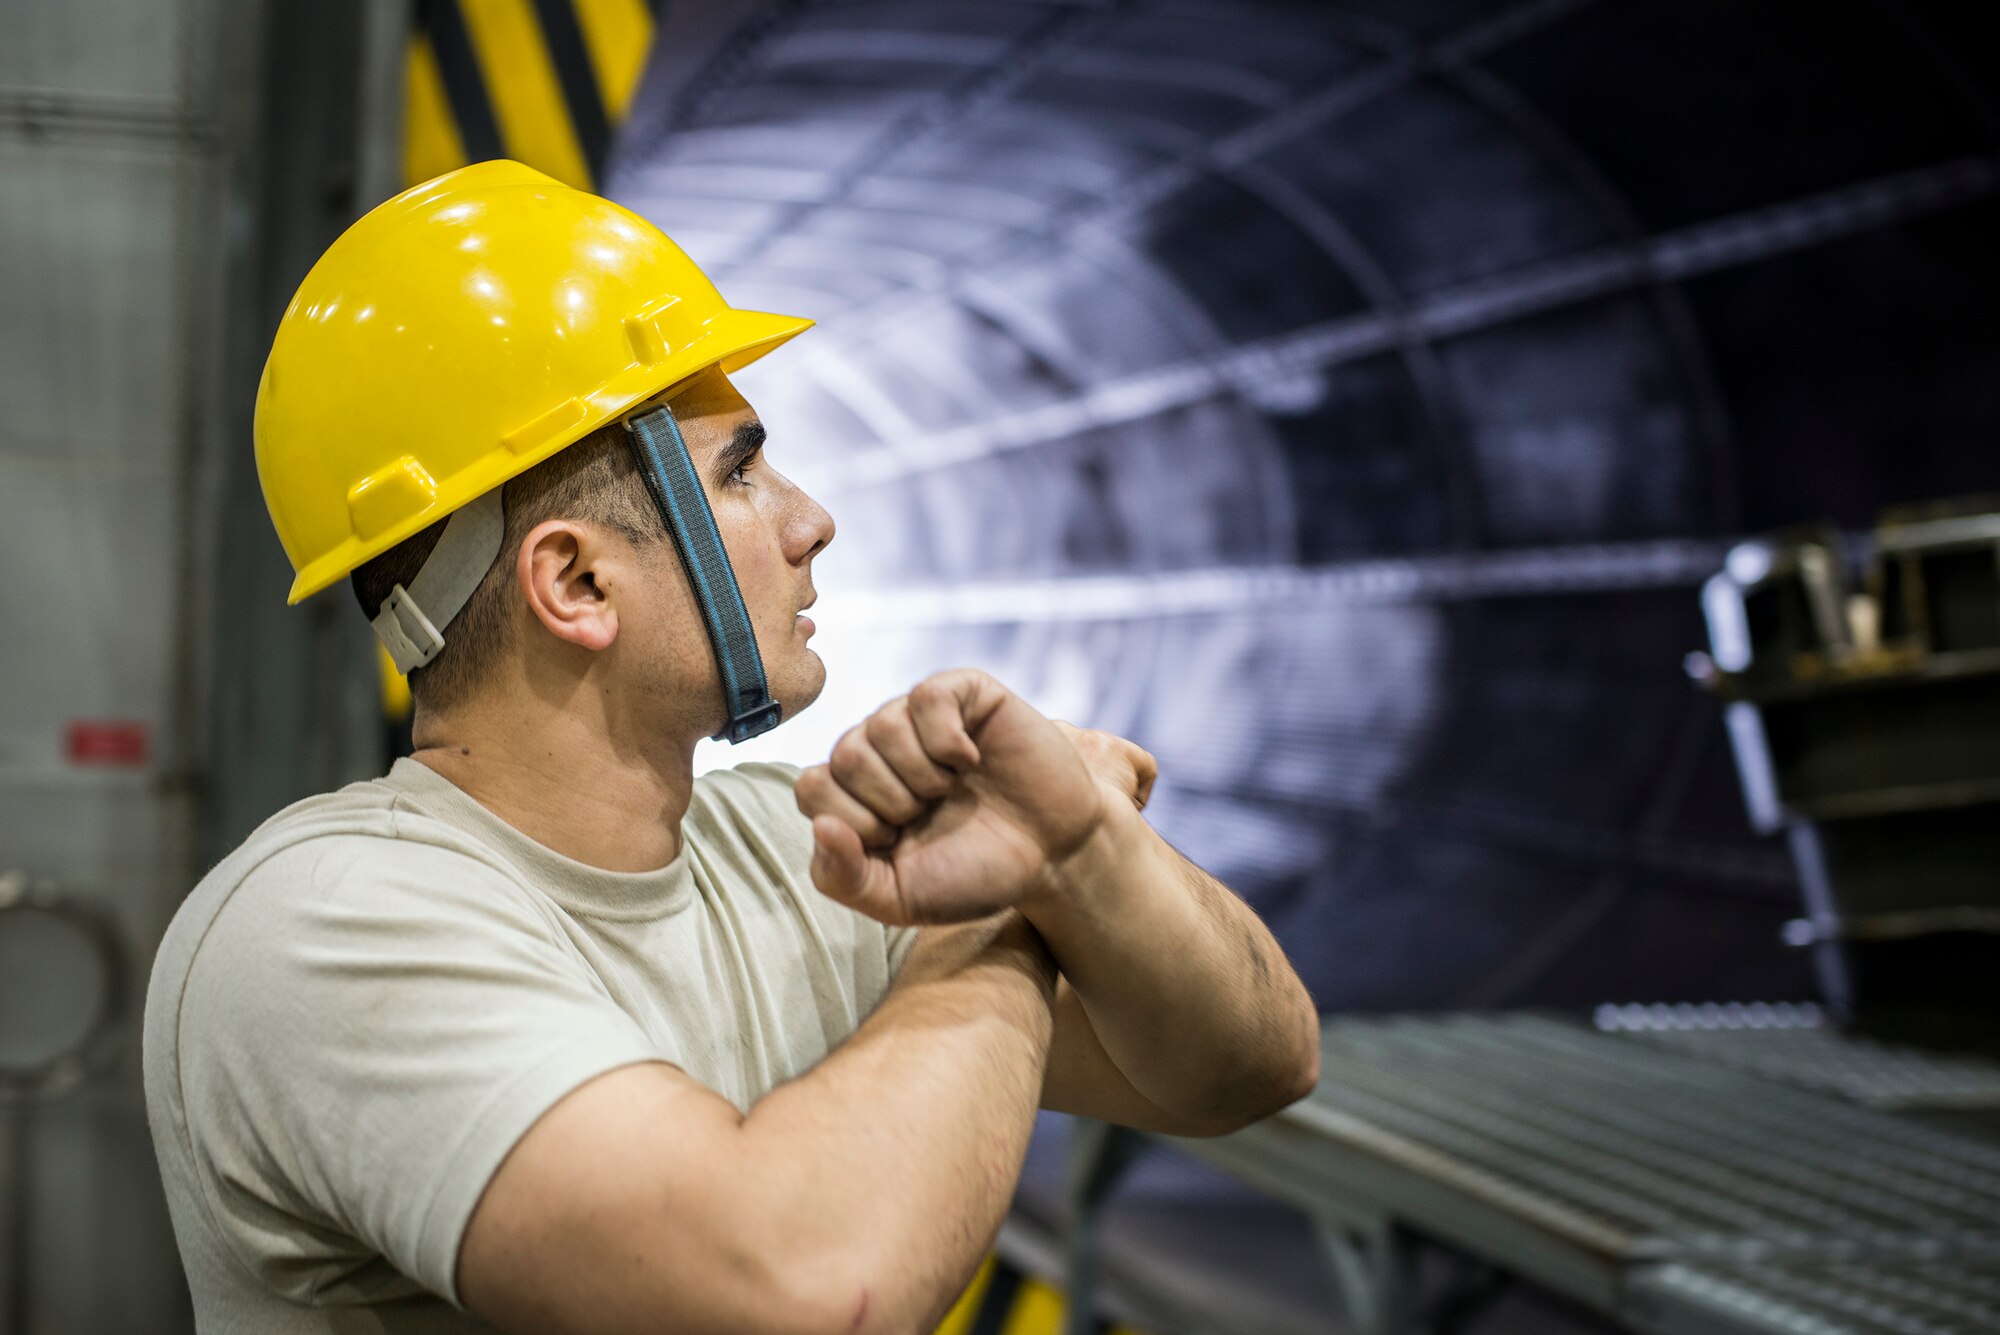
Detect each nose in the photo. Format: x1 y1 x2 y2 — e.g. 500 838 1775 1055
784 476 835 564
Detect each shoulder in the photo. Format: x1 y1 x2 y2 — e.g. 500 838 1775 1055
144 780 532 1224
688 762 807 851
147 780 556 1047
181 775 541 926
144 773 607 1117
143 785 662 1309
693 761 802 811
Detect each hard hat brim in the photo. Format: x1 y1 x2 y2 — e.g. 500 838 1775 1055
284 305 814 604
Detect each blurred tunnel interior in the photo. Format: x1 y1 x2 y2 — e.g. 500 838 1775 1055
611 0 2000 1015
6 0 2000 1331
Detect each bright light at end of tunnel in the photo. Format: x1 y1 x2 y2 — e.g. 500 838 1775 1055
690 574 1116 779
690 333 1107 778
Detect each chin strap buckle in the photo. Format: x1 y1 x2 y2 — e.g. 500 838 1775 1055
366 488 506 674
721 699 784 745
372 583 446 672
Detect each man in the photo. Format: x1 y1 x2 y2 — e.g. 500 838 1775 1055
144 161 1318 1334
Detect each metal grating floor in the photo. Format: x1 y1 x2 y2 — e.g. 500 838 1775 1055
1301 1015 2000 1265
1631 1258 2000 1335
1598 1019 2000 1113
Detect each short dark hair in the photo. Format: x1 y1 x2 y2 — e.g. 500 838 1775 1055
351 419 661 712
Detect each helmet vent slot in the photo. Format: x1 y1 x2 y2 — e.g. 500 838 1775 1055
345 456 439 540
502 396 588 456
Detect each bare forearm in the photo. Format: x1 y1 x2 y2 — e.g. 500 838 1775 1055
1028 801 1319 1131
738 914 1055 1331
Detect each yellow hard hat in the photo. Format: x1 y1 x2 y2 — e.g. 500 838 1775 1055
255 159 813 604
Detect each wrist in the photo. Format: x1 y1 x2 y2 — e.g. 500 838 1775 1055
1021 788 1149 928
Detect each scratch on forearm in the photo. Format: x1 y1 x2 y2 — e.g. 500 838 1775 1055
1242 919 1274 989
1177 849 1276 992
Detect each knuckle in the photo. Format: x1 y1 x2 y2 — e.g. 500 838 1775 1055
906 765 953 797
830 730 870 771
863 705 906 746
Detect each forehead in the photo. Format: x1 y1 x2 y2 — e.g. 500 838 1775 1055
648 365 754 431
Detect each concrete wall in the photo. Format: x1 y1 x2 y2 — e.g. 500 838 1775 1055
0 0 260 1328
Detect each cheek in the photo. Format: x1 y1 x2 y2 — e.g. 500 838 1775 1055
734 532 783 590
722 500 789 602
630 556 707 672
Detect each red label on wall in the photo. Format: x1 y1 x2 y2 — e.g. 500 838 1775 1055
66 720 151 767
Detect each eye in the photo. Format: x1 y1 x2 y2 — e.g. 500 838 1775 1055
729 450 761 485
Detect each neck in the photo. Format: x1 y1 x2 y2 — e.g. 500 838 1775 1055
409 692 700 874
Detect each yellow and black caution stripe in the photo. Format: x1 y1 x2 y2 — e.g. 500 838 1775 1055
405 0 657 194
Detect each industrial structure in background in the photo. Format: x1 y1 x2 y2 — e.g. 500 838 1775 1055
5 0 2000 1332
1697 499 2000 1049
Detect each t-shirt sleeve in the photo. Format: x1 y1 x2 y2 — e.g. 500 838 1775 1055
171 834 662 1308
885 922 920 976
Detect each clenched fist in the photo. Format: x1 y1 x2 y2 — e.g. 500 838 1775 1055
795 669 1156 925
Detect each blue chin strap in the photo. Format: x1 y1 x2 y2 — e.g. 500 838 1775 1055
626 404 782 744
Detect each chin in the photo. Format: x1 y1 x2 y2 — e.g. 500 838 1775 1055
771 649 827 723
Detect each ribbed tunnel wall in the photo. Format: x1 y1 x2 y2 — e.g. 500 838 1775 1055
608 0 2000 1012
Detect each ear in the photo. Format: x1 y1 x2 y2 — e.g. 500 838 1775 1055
517 519 620 652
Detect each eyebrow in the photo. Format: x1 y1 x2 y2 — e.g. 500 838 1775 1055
708 419 766 488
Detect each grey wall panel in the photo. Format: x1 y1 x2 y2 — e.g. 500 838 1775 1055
0 467 180 776
0 0 179 100
0 786 182 949
0 141 183 466
1 0 248 1327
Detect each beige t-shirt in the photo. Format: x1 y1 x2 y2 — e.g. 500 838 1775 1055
143 758 914 1333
